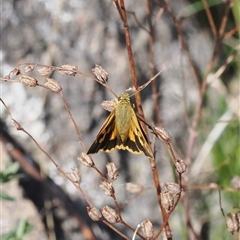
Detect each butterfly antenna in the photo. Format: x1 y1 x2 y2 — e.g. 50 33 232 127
128 68 164 97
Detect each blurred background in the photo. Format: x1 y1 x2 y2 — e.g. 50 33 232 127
1 0 239 239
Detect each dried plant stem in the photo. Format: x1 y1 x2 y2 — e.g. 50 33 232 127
153 193 181 239
114 0 149 137
155 0 202 90
102 220 130 240
202 0 217 37
145 0 161 125
224 25 240 39
114 1 173 238
149 156 172 239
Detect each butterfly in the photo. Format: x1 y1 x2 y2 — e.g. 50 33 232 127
87 93 153 158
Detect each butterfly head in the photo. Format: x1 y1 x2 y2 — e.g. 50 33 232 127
119 92 131 102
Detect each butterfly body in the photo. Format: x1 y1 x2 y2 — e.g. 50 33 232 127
115 96 132 142
87 93 153 158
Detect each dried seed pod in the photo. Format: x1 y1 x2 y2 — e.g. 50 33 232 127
160 192 174 211
37 67 53 77
126 183 143 193
106 162 118 181
78 153 94 167
19 75 38 87
231 176 240 190
44 78 62 93
165 182 181 195
59 64 78 76
67 167 81 184
91 64 108 83
175 158 187 173
101 206 119 223
24 64 36 72
152 127 171 143
101 99 117 112
226 213 239 233
4 75 10 81
236 211 240 232
87 207 102 221
13 68 21 75
140 220 154 238
99 181 114 197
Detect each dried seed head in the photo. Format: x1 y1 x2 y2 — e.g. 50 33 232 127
140 220 154 238
4 75 10 81
231 176 240 190
165 182 181 195
37 67 53 77
44 78 62 93
19 75 38 87
175 158 187 173
24 64 36 72
226 212 240 233
236 211 240 228
106 162 118 181
101 206 119 223
152 127 171 143
101 99 117 112
13 68 21 75
67 167 81 184
87 207 102 221
78 153 94 167
209 183 219 189
126 183 143 193
160 192 174 211
99 181 114 197
91 64 108 83
59 64 78 76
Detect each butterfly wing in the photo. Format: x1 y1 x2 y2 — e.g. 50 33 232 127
87 109 121 154
116 108 153 158
125 109 153 157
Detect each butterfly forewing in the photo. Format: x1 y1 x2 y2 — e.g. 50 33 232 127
87 110 117 154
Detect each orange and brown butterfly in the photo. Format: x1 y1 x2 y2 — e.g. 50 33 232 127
87 92 153 158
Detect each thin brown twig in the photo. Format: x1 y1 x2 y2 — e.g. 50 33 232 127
202 0 217 37
114 1 173 238
155 0 202 91
224 25 240 39
126 10 150 34
180 49 191 130
128 68 164 96
145 0 162 125
218 0 232 37
153 193 181 239
153 7 164 27
102 220 130 240
114 0 149 136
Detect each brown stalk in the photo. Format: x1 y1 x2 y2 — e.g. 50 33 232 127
114 0 148 136
202 0 217 37
145 0 161 125
114 1 172 238
155 0 202 90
